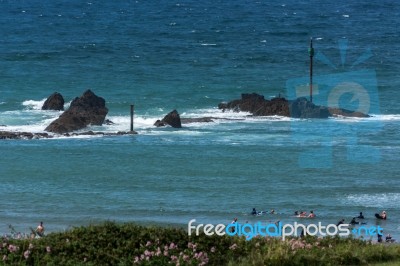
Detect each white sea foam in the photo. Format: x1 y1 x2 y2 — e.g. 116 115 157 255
343 193 400 208
368 114 400 121
331 114 400 123
22 99 47 110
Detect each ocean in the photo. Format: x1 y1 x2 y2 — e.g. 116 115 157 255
0 0 399 240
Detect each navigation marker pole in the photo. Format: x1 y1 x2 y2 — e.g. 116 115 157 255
309 37 314 103
130 104 134 131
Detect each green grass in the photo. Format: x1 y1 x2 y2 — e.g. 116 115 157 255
1 222 399 265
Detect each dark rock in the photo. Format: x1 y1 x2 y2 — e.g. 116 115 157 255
154 120 166 127
45 90 108 134
288 97 330 118
0 130 137 140
181 117 214 124
154 110 182 128
328 107 369 118
219 93 369 118
42 92 65 111
0 131 51 140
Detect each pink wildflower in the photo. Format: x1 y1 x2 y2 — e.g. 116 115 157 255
134 256 139 263
170 255 178 262
46 246 51 253
8 244 18 253
163 250 168 256
188 242 193 249
183 254 189 261
144 250 151 256
156 247 161 256
24 250 30 259
169 242 176 249
146 241 152 247
164 245 168 251
210 246 216 253
229 243 237 250
28 243 34 250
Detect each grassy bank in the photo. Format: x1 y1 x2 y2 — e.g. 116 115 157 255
1 222 399 265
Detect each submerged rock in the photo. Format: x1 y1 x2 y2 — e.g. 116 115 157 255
42 92 65 111
45 90 108 134
0 130 137 140
0 131 51 140
219 93 369 118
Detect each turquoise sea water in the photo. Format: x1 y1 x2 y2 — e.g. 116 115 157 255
1 0 399 240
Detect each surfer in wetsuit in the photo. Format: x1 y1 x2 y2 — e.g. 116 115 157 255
357 212 364 219
350 217 358 225
251 208 257 215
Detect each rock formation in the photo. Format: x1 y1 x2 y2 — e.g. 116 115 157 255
0 130 137 140
219 93 369 118
42 92 65 111
45 90 108 134
154 109 182 128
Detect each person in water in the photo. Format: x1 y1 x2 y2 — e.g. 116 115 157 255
251 208 257 215
380 211 387 220
36 221 45 237
350 217 358 225
230 218 237 233
308 210 315 218
299 211 307 217
357 212 364 219
270 209 275 214
336 219 345 226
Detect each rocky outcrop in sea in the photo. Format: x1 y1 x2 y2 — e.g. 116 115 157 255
154 109 182 128
218 93 369 118
41 92 65 111
45 90 108 134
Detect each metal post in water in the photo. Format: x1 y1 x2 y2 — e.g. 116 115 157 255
309 37 314 103
130 104 134 131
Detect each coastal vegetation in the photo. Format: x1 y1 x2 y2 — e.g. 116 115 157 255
1 222 399 265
